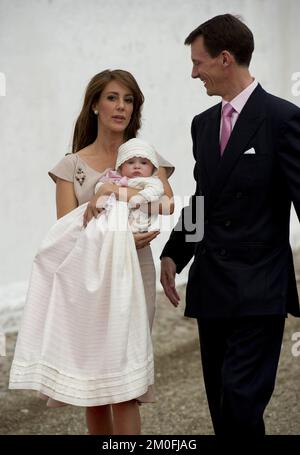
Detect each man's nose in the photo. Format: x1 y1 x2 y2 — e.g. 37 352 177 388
191 67 198 78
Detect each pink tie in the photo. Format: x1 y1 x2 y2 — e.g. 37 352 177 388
220 103 235 156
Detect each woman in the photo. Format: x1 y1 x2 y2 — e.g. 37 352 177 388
10 70 174 435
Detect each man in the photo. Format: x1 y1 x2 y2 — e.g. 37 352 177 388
160 14 300 436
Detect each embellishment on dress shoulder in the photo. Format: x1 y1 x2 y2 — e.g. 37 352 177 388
75 167 86 186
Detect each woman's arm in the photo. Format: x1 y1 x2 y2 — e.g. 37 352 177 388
139 167 174 216
82 182 140 227
83 167 174 225
133 168 174 249
96 182 140 201
56 178 78 219
156 167 174 215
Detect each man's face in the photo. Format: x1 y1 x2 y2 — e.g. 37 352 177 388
191 35 225 97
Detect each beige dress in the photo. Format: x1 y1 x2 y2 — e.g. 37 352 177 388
9 152 174 407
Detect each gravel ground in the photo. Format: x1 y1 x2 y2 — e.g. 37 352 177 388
1 253 300 435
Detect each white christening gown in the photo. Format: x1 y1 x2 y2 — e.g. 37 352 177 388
9 153 174 407
9 198 155 407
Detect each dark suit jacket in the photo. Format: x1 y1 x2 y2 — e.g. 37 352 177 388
161 84 300 318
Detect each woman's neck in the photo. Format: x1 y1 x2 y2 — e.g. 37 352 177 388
93 132 125 156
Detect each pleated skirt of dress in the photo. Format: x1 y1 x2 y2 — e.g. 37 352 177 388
9 200 154 407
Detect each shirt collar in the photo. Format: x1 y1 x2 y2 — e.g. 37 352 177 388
222 78 258 114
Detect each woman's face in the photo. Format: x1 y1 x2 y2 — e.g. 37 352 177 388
94 80 134 135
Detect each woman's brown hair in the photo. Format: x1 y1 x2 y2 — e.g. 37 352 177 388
72 69 144 153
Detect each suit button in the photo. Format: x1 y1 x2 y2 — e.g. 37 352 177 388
236 192 243 199
204 219 209 225
219 248 227 257
224 220 231 227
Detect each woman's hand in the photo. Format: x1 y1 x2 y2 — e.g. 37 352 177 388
133 231 160 249
97 182 118 196
83 183 119 227
83 194 103 228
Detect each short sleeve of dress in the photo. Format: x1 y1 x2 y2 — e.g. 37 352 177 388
156 152 175 178
48 154 77 183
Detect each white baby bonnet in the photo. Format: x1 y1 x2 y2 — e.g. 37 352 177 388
116 138 159 175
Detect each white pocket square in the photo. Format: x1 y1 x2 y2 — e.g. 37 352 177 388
243 147 256 154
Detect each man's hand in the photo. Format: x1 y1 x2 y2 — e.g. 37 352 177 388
160 257 180 307
133 231 160 249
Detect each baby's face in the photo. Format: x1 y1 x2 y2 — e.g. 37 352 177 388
120 157 154 178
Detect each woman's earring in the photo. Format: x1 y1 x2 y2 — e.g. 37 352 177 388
94 110 98 115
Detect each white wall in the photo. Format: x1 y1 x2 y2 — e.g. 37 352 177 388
0 0 300 301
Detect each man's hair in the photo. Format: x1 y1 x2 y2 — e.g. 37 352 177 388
184 14 254 67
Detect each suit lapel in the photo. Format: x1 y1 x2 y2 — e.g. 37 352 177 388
201 104 222 187
205 85 267 213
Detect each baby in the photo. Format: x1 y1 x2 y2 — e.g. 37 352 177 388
94 138 164 232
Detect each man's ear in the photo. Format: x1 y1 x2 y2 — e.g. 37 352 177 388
221 50 233 67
